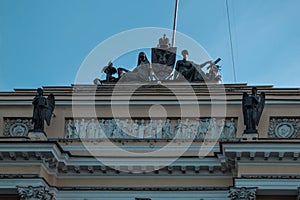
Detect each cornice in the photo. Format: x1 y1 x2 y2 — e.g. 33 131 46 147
0 141 228 176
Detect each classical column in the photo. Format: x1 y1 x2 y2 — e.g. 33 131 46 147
17 185 53 200
229 187 256 200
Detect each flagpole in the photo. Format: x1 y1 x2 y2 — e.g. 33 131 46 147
171 0 179 47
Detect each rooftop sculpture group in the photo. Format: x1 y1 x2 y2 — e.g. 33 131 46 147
96 34 222 84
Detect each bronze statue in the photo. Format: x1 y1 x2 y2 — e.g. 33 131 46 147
103 61 117 82
116 67 129 80
242 87 265 133
174 49 212 82
32 88 55 132
119 52 151 82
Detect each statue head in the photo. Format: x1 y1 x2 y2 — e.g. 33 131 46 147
37 88 43 96
181 49 189 60
252 87 258 95
137 52 149 66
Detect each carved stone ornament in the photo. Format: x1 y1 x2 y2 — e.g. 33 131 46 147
158 33 170 48
65 118 237 140
17 185 52 200
229 187 256 200
4 118 33 137
269 118 299 138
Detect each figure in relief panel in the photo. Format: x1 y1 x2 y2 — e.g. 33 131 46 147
174 119 183 139
139 119 145 138
106 120 114 138
79 119 87 139
132 120 139 138
123 119 132 138
208 118 218 139
188 120 196 139
156 120 163 139
73 119 80 139
144 120 152 138
163 119 173 139
151 120 157 138
112 119 120 138
219 119 226 139
197 119 209 139
226 118 237 139
87 119 97 138
95 119 104 139
66 120 74 139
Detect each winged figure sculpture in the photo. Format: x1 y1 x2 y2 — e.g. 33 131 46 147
32 88 55 132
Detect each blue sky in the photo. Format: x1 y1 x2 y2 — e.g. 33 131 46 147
0 0 300 91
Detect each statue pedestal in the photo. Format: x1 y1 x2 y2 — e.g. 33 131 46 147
242 132 258 140
28 131 47 141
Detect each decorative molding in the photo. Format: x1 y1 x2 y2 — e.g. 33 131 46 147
222 142 300 161
242 175 300 179
0 142 226 175
3 118 33 137
64 118 237 140
17 185 53 200
235 178 300 191
229 187 256 200
268 118 299 138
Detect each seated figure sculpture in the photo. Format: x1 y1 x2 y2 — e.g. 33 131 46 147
174 50 212 82
206 61 222 83
103 61 117 82
119 52 151 82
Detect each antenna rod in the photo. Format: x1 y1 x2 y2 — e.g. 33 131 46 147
226 0 237 83
171 0 179 47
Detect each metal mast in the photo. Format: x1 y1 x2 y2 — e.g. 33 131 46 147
226 0 237 83
171 0 179 47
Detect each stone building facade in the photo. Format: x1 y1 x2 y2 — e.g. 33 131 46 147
0 83 300 199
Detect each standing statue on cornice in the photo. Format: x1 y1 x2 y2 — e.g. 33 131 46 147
242 87 265 134
32 88 55 132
